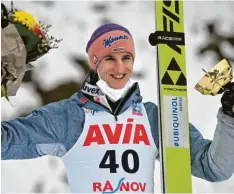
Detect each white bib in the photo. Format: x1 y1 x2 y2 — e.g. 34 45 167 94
62 103 158 193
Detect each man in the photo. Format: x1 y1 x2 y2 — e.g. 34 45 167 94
2 23 234 193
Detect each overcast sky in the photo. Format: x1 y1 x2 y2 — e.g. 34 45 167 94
1 1 234 193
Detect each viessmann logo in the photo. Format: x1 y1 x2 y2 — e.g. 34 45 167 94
103 35 129 48
93 177 147 193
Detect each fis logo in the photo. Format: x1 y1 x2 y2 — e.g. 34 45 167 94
132 104 143 116
103 35 128 48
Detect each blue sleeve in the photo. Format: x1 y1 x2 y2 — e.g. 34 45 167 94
144 102 159 148
191 108 234 182
1 98 85 160
144 102 234 182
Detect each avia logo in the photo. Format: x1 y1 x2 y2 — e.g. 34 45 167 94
83 118 150 146
81 83 102 96
161 57 187 86
162 1 181 54
103 35 128 48
93 177 146 193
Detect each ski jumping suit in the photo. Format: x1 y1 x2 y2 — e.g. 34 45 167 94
2 72 234 193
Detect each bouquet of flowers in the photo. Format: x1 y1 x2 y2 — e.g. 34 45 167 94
1 2 62 100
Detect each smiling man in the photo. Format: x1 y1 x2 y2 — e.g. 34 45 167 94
2 23 234 193
97 52 133 89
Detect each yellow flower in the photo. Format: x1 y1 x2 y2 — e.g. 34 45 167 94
13 11 39 30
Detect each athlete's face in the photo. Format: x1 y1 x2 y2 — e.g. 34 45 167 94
97 52 134 89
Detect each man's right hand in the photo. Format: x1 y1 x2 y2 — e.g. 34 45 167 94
221 82 234 117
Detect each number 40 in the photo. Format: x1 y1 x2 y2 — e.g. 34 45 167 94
99 149 139 173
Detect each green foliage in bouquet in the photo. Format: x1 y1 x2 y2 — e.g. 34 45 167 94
1 2 62 100
7 2 62 63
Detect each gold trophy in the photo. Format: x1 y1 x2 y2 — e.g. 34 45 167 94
195 59 233 96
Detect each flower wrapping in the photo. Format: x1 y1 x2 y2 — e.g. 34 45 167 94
1 24 27 97
1 2 62 99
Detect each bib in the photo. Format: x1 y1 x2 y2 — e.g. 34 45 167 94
62 103 158 193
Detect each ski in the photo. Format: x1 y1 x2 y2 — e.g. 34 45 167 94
149 0 192 193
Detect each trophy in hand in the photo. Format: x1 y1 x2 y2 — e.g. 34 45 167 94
195 58 234 117
195 59 233 96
